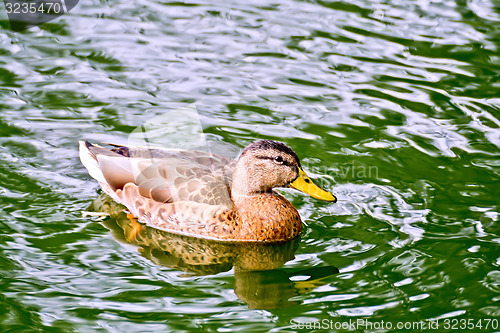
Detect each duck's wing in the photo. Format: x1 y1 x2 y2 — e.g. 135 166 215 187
116 182 236 240
79 141 234 208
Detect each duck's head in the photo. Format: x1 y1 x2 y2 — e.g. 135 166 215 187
232 139 336 202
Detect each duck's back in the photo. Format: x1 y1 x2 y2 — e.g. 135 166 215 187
80 141 234 206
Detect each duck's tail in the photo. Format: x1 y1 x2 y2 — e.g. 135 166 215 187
79 141 107 184
79 141 137 205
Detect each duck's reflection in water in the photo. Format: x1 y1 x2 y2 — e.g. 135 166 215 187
89 194 339 309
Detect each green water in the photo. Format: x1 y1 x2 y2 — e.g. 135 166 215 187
1 0 499 331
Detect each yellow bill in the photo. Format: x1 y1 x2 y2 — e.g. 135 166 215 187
289 168 337 202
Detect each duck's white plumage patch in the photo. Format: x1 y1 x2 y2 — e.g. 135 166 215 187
79 141 107 184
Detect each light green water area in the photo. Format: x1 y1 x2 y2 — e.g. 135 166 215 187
1 0 499 332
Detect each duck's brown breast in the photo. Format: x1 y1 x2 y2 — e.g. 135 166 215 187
233 192 303 242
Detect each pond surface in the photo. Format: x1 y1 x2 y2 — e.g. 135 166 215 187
0 0 499 331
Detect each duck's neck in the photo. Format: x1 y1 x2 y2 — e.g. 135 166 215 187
231 160 270 202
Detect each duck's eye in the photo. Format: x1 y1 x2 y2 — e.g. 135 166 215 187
274 156 283 164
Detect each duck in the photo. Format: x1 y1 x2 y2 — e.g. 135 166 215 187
79 139 336 243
